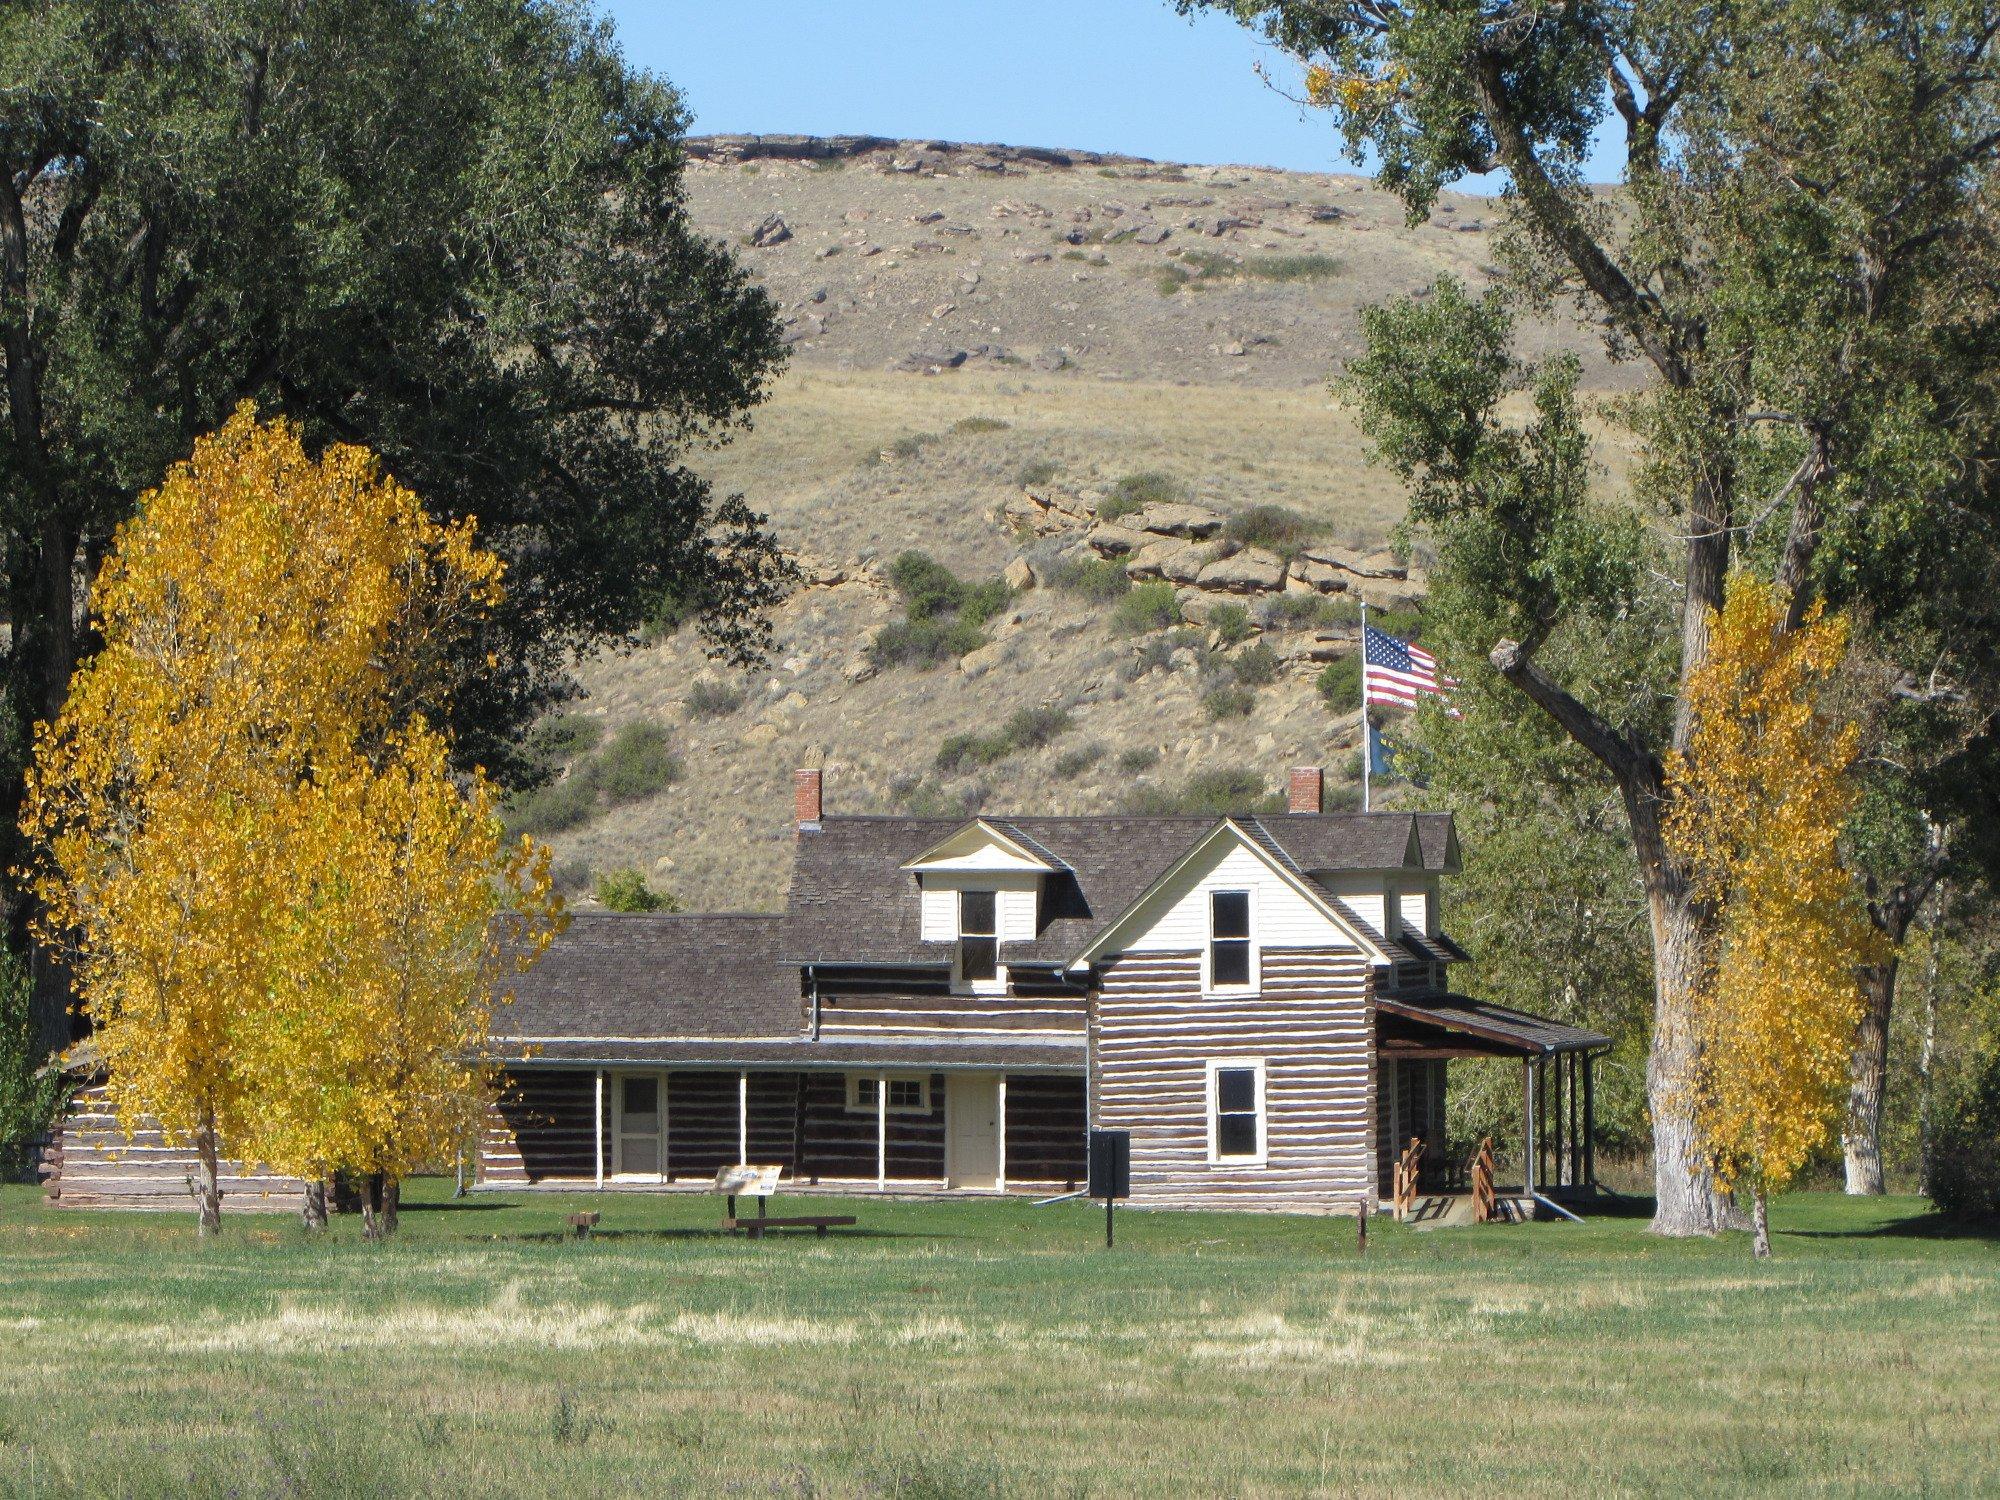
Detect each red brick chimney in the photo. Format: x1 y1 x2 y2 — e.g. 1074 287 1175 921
1287 765 1324 815
794 767 824 832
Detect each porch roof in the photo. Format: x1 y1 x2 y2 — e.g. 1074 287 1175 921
1376 992 1610 1056
485 1035 1086 1070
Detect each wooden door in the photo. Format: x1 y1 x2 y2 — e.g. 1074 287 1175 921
614 1073 663 1180
947 1074 1001 1190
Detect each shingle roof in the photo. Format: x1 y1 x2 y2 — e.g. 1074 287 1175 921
781 811 1449 968
488 1036 1084 1069
494 912 799 1042
1376 992 1610 1055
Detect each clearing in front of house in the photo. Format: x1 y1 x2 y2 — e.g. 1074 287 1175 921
0 1183 1995 1497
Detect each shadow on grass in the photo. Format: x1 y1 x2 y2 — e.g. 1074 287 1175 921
398 1199 503 1213
1783 1208 2000 1243
496 1225 954 1245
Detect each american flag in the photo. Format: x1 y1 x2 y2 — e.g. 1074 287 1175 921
1363 625 1457 711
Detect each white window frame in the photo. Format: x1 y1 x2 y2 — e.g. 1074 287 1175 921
1206 1058 1268 1166
953 887 1007 996
1202 887 1259 996
845 1073 931 1115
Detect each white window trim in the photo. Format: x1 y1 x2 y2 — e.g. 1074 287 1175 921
1201 887 1260 997
609 1068 667 1182
953 887 1008 996
845 1073 931 1115
1206 1058 1268 1167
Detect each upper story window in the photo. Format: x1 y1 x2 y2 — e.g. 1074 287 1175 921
1208 890 1254 990
847 1074 931 1114
958 889 999 987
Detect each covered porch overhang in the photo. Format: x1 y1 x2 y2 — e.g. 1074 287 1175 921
1376 993 1611 1200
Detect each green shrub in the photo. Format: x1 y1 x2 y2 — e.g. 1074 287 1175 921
1203 685 1255 720
1264 593 1359 630
640 585 707 642
1244 253 1343 281
527 712 603 765
1324 779 1364 812
684 680 743 719
1117 746 1161 774
888 551 968 618
1107 471 1185 515
1317 655 1363 708
1048 555 1131 601
1017 458 1060 487
1054 741 1105 778
1929 1052 2000 1219
597 722 680 805
936 705 1073 771
889 431 938 459
1209 602 1254 645
504 772 599 836
1125 626 1209 680
1225 504 1322 556
1125 768 1282 815
872 614 988 669
875 553 1012 668
1233 641 1280 686
0 953 65 1180
951 416 1010 434
958 577 1012 626
1112 580 1181 634
595 868 681 913
1372 604 1425 640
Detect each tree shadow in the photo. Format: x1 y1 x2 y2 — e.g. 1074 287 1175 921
398 1199 503 1213
496 1225 951 1245
1783 1208 2000 1242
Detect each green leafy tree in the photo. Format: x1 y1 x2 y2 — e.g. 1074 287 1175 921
1201 0 2000 1233
0 1 790 1038
594 868 680 914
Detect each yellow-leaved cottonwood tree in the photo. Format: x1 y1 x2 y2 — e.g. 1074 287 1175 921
21 406 562 1237
1665 576 1882 1258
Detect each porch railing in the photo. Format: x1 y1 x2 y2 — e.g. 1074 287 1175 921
1470 1136 1497 1224
1392 1136 1424 1221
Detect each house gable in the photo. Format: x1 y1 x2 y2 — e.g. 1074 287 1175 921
1067 820 1391 972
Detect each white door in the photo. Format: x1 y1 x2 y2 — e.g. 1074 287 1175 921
947 1074 1001 1190
614 1073 663 1180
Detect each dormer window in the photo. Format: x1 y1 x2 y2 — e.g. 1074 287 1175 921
958 889 999 988
1207 890 1255 991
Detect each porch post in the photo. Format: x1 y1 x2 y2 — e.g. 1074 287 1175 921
996 1073 1008 1191
1583 1054 1597 1187
1522 1058 1536 1198
593 1070 605 1190
876 1072 888 1189
1568 1055 1580 1187
737 1070 748 1165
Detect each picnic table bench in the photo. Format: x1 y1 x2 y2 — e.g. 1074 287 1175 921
714 1164 856 1239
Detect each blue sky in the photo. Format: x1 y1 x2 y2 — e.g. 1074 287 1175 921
601 1 1624 187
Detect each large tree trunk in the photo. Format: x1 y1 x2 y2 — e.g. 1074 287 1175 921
188 1113 222 1238
301 1178 329 1231
1642 868 1742 1235
1843 959 1897 1194
381 1175 400 1237
1751 1185 1772 1260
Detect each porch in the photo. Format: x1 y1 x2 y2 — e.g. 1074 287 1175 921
1374 992 1611 1211
480 1065 1089 1197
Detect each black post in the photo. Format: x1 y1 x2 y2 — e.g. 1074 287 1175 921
1583 1055 1597 1188
1356 1199 1367 1255
1105 1193 1115 1249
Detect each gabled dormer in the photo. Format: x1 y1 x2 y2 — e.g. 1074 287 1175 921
902 820 1057 993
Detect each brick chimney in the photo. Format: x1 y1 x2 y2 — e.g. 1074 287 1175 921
794 767 824 833
1287 765 1324 815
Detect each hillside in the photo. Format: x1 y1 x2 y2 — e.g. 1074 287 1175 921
532 136 1626 911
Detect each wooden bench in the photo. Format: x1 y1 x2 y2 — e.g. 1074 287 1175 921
714 1164 856 1240
568 1210 600 1240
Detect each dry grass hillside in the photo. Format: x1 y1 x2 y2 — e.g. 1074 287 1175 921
531 137 1630 911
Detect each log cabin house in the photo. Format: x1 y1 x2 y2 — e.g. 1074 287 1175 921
475 766 1608 1214
40 764 1607 1214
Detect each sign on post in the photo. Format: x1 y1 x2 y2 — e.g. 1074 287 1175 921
1088 1129 1130 1247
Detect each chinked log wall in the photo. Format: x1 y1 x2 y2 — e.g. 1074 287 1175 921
814 972 1087 1037
482 1067 1087 1188
45 1084 306 1211
1092 948 1376 1211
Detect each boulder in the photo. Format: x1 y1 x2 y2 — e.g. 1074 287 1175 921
748 213 792 247
1296 543 1408 580
895 348 968 374
1087 523 1151 558
1289 556 1351 594
1124 537 1196 580
1357 578 1428 611
1156 543 1210 585
1134 501 1224 539
1003 557 1035 591
1134 223 1172 245
1196 548 1288 593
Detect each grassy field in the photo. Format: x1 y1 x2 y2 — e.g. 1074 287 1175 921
0 1182 1994 1498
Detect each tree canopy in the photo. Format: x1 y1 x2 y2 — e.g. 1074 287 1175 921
1208 0 2000 1230
0 0 789 837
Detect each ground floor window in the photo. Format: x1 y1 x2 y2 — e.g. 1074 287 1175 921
1207 1060 1266 1165
846 1073 931 1114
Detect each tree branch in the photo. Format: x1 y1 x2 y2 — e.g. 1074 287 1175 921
1490 637 1654 786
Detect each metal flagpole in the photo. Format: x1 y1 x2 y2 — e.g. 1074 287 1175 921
1359 600 1371 812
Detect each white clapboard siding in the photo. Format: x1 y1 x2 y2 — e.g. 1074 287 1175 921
1118 844 1356 955
1091 948 1376 1210
1317 872 1389 936
917 871 1041 941
1400 881 1434 938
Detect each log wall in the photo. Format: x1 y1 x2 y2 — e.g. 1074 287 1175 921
45 1084 306 1212
1091 948 1376 1211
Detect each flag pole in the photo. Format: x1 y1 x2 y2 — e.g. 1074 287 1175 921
1359 599 1371 813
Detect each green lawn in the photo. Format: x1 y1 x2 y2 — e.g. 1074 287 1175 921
0 1182 1994 1498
